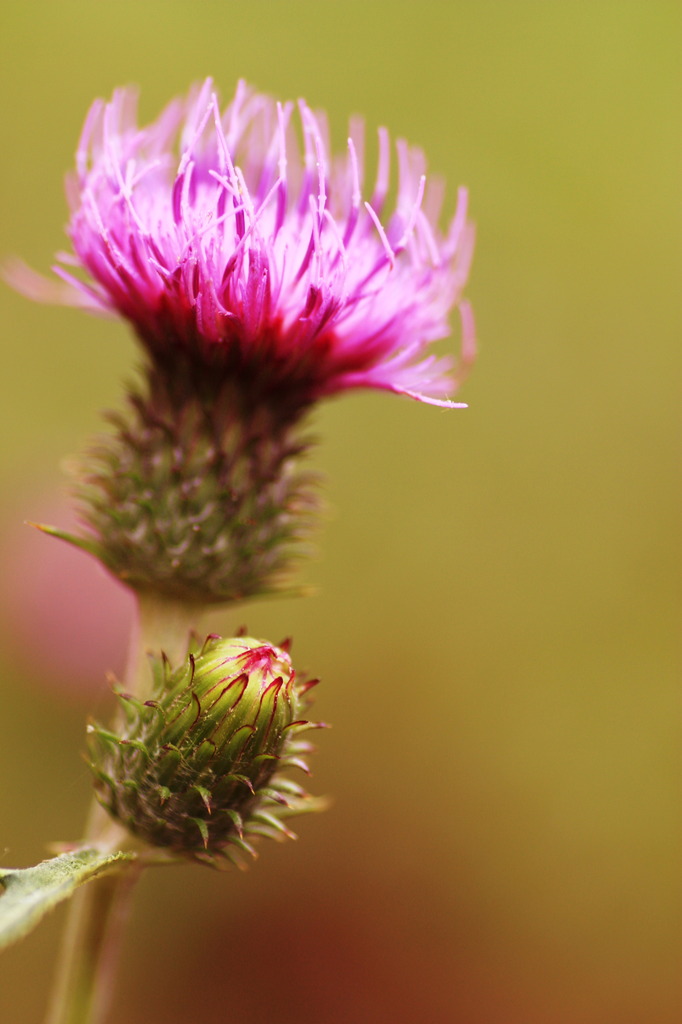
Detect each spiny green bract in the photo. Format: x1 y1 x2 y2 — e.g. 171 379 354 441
88 634 324 868
75 367 319 605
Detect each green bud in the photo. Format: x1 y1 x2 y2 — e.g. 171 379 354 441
88 635 324 867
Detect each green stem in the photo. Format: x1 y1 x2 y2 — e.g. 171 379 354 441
128 592 208 700
44 854 140 1024
44 593 206 1024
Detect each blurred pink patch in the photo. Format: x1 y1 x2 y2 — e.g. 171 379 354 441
0 490 135 698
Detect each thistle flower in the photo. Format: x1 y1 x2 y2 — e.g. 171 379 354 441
12 78 475 411
88 634 324 867
11 81 476 603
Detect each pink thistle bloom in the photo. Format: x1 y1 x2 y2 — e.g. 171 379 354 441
10 80 475 408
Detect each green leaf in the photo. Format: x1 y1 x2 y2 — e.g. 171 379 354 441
0 848 135 950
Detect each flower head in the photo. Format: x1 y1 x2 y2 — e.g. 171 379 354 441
14 79 475 410
88 633 324 867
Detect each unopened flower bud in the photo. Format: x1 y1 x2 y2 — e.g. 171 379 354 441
88 635 323 867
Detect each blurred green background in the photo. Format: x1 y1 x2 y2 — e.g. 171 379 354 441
0 2 679 1021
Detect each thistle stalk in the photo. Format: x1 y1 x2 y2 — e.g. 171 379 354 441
44 594 200 1024
44 854 140 1024
45 591 323 1022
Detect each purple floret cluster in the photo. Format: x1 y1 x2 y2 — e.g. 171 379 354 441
16 79 475 408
